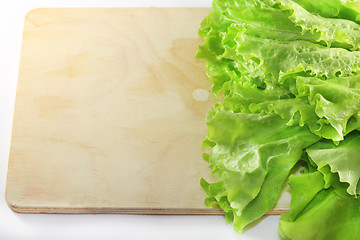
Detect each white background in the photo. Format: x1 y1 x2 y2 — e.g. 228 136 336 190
0 1 281 239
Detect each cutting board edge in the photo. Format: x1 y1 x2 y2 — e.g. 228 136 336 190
5 183 288 215
6 198 287 215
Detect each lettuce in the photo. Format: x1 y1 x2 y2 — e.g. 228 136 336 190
268 0 360 50
291 0 360 23
307 132 360 195
279 176 360 240
197 0 360 239
201 105 319 232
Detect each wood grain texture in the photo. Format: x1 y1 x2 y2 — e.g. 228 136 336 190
6 8 290 215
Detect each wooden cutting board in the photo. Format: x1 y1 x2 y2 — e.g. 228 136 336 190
5 8 290 214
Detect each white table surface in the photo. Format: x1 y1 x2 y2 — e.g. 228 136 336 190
0 1 281 239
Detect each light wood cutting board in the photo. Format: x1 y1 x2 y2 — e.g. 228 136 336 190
5 8 290 215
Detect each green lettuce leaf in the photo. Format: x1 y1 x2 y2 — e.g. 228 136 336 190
202 104 319 232
306 132 360 195
221 73 360 141
198 24 360 99
222 79 344 140
292 0 360 23
211 0 321 42
280 171 324 222
268 0 360 50
220 24 360 81
296 75 360 139
279 171 360 240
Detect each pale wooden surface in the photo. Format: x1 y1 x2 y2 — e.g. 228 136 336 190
6 8 290 214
